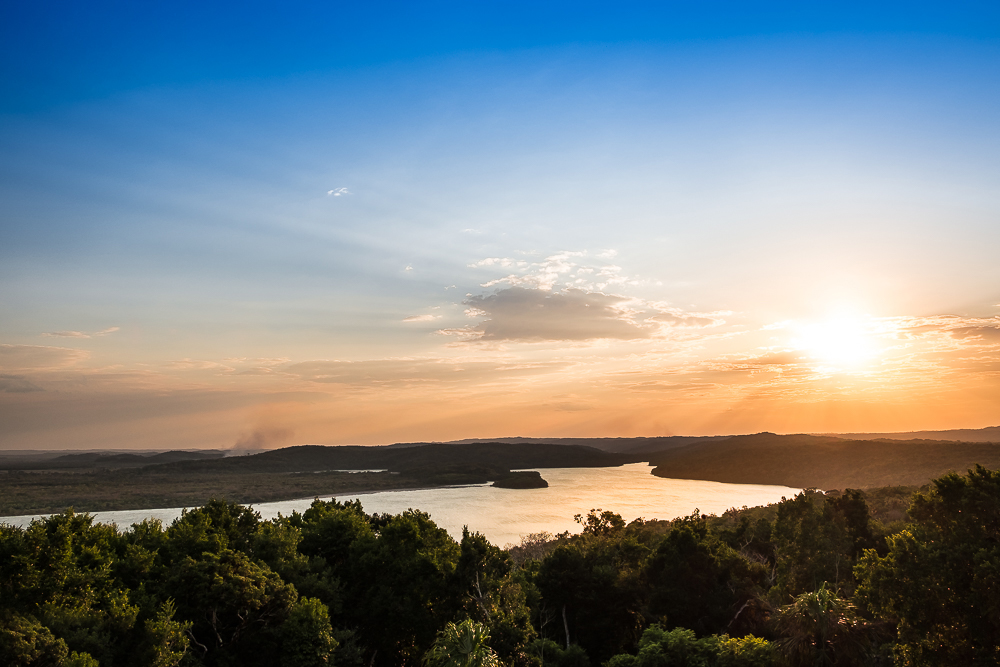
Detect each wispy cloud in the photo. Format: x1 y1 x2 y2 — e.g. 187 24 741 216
402 314 442 322
286 357 570 387
0 374 43 393
42 326 119 339
327 187 351 196
469 250 664 294
0 344 90 371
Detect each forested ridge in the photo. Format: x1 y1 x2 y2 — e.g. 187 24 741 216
649 433 1000 488
2 466 999 667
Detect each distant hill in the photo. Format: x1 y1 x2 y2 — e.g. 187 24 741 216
825 425 1000 443
647 433 1000 489
407 436 729 454
0 449 227 470
401 427 999 454
157 442 636 475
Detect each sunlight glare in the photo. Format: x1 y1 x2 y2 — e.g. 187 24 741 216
793 317 878 371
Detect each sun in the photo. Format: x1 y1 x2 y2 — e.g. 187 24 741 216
793 317 878 371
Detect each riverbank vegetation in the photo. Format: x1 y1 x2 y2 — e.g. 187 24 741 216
2 466 998 666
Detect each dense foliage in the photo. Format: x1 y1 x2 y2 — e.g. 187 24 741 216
1 467 998 666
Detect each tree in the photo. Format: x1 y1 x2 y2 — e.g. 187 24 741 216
457 529 535 665
279 598 338 667
163 548 297 664
645 512 766 637
0 613 70 667
573 509 625 537
604 627 776 667
773 583 866 667
138 600 191 667
423 620 501 667
349 509 462 665
772 491 877 601
856 465 1000 665
162 499 263 561
534 521 649 662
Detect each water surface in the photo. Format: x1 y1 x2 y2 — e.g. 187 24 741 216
1 464 798 546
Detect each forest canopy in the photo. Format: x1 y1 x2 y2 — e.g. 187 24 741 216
1 466 998 666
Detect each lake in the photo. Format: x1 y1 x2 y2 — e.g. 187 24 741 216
0 464 798 546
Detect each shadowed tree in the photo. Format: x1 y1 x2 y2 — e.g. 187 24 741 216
773 583 867 666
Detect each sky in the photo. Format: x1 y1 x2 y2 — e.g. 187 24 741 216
2 2 999 450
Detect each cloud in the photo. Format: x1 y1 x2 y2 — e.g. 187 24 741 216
869 316 1000 362
438 287 725 343
0 344 89 371
166 358 235 371
650 310 727 328
286 358 569 386
42 326 119 339
0 374 43 393
469 250 660 294
469 257 528 269
402 314 442 322
950 325 1000 342
725 350 809 368
327 187 351 196
443 287 654 342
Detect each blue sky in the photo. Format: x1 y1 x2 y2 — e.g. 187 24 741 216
2 2 1000 449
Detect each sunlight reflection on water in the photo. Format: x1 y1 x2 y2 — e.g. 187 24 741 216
1 464 798 547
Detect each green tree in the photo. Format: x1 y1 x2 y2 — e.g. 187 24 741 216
423 620 501 667
645 512 766 637
534 515 648 662
573 509 626 537
138 600 191 667
163 548 297 664
856 465 1000 665
773 583 866 667
279 597 338 667
0 613 70 667
605 627 776 667
771 491 877 601
349 509 462 665
162 499 262 561
456 529 536 665
0 510 145 665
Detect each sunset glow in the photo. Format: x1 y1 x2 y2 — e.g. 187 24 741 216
2 4 999 450
794 317 880 373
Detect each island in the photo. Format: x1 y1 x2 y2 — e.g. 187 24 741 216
491 470 548 488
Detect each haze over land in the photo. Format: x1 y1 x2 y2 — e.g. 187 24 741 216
2 3 1000 452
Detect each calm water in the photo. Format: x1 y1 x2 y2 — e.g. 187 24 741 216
1 464 798 547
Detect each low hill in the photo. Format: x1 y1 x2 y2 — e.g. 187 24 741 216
0 450 227 470
648 433 1000 489
827 425 1000 442
158 442 636 474
405 427 999 453
410 436 729 454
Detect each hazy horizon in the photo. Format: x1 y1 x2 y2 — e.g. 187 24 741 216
3 3 999 451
